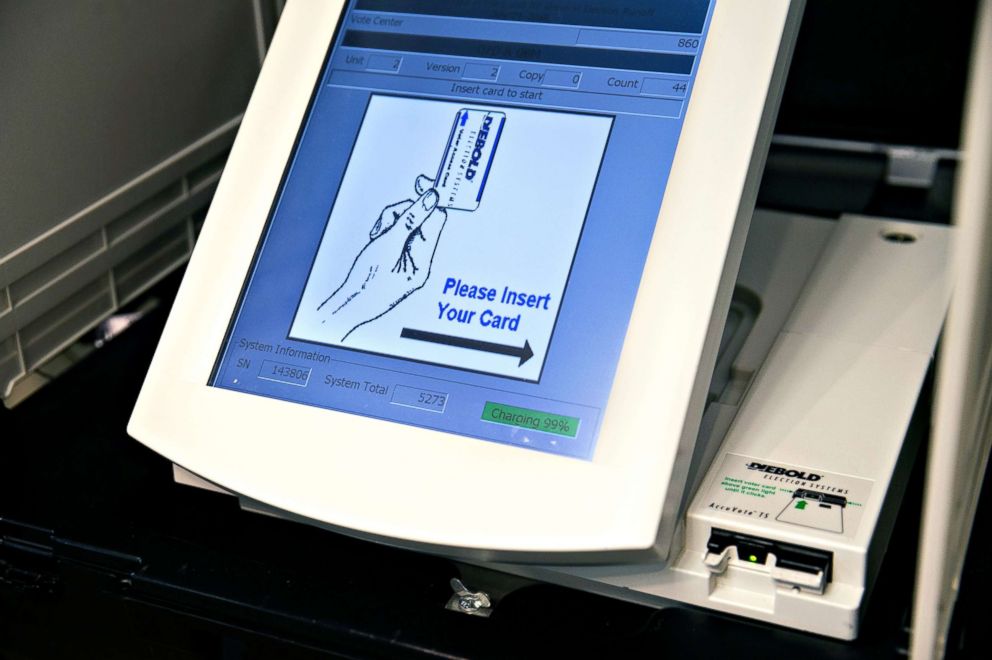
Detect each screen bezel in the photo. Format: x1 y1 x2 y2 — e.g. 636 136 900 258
129 0 802 561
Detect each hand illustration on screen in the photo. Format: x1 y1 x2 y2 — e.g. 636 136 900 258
317 175 448 341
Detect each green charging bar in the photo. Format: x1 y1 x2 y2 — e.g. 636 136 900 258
481 402 580 438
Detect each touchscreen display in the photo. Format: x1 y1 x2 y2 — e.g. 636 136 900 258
212 0 714 459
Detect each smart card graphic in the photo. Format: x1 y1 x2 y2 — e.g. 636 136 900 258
290 95 613 381
436 109 506 211
776 489 848 534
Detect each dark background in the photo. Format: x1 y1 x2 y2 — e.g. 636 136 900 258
778 0 978 148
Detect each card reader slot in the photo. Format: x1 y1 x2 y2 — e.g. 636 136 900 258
705 528 833 594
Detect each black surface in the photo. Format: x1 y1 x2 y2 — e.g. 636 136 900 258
755 145 960 224
0 270 964 659
776 0 980 149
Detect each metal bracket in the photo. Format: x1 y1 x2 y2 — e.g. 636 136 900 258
884 146 944 188
772 134 960 189
445 578 493 618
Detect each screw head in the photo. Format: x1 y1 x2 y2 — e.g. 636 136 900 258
458 595 483 612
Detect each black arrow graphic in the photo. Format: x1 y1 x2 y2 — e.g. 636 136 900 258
400 328 534 366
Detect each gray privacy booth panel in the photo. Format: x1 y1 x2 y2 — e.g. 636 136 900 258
0 0 284 402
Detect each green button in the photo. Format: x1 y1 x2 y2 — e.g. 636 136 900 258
481 402 579 438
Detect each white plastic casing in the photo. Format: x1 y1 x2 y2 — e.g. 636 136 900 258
504 214 952 640
129 0 802 561
912 3 992 657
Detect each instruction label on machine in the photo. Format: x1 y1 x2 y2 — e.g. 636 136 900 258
702 453 874 539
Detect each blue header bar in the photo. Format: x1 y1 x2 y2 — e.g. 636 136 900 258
354 0 710 34
343 31 695 75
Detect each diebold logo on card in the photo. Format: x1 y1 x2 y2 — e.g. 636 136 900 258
465 114 496 181
435 109 506 212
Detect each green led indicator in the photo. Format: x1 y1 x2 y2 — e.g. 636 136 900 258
749 554 758 562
